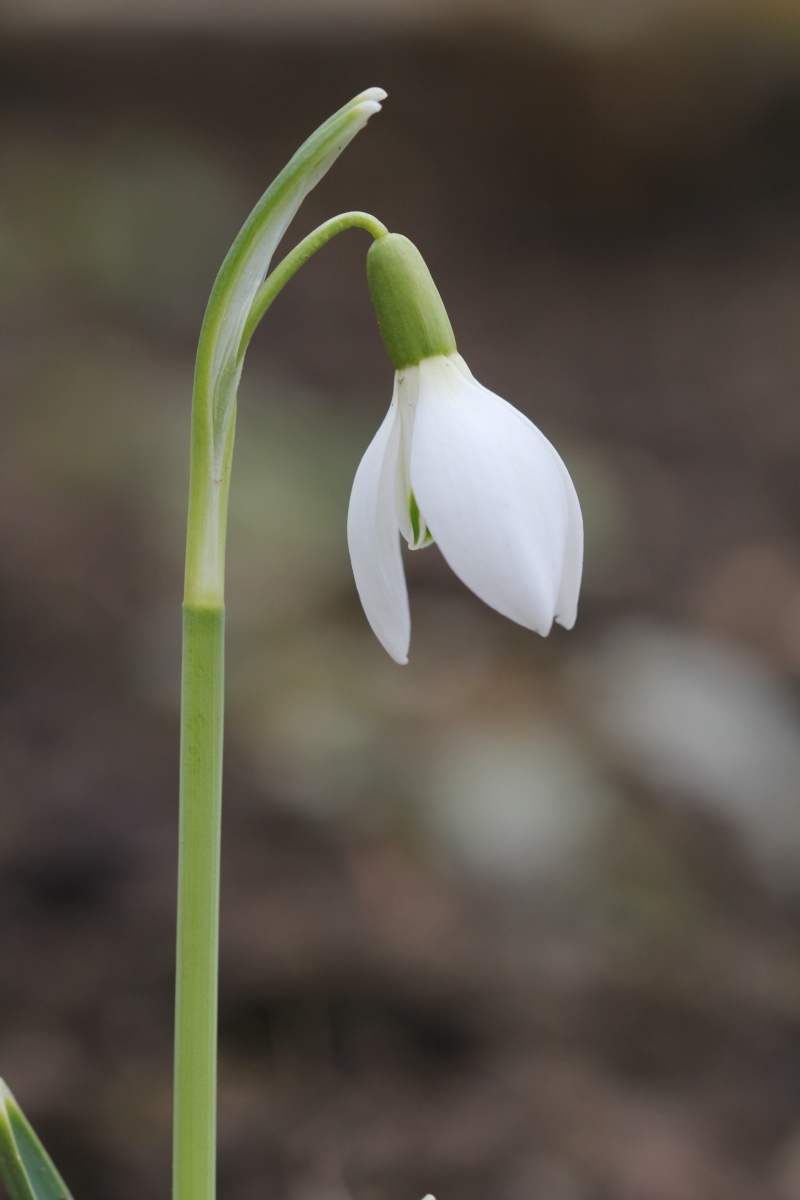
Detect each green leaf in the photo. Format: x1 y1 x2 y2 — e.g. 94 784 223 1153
0 1080 74 1200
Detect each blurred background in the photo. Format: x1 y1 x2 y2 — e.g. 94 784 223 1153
3 2 800 1198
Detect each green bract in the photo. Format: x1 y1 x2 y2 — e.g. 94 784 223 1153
185 87 386 607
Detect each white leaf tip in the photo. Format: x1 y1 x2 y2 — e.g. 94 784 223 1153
352 87 387 123
354 101 383 122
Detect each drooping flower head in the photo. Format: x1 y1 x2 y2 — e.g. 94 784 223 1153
347 232 583 664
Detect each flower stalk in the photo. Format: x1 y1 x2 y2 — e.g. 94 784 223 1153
174 90 386 1200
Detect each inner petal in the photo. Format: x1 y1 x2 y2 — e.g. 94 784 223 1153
393 366 434 550
408 489 434 550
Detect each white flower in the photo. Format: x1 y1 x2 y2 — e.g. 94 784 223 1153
347 352 583 663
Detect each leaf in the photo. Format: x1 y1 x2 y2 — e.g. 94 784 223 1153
0 1080 74 1200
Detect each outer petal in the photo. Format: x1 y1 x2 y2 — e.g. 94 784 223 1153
347 386 411 663
410 354 581 635
553 453 583 629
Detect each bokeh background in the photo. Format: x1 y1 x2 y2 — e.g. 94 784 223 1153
3 2 800 1198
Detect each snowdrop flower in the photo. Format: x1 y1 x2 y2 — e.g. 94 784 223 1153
347 234 583 664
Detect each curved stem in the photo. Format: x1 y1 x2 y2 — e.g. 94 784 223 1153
175 204 386 1200
239 211 388 358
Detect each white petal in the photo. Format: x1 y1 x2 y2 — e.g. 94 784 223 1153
393 366 419 546
392 366 432 549
347 389 410 663
553 451 583 629
410 354 580 636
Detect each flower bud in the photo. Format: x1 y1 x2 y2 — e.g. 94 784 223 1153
367 233 457 370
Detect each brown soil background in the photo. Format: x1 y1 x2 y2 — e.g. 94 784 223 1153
2 20 800 1200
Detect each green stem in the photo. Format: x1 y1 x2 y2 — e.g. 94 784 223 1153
175 208 386 1200
239 211 388 356
174 604 224 1200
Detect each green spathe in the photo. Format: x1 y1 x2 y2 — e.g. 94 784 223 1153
367 234 457 370
177 88 386 1200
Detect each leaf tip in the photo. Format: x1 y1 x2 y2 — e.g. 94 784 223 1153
353 87 387 121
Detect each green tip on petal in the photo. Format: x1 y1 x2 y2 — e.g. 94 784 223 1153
367 233 457 370
409 490 422 543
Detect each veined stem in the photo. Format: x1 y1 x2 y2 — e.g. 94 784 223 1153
174 209 385 1200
